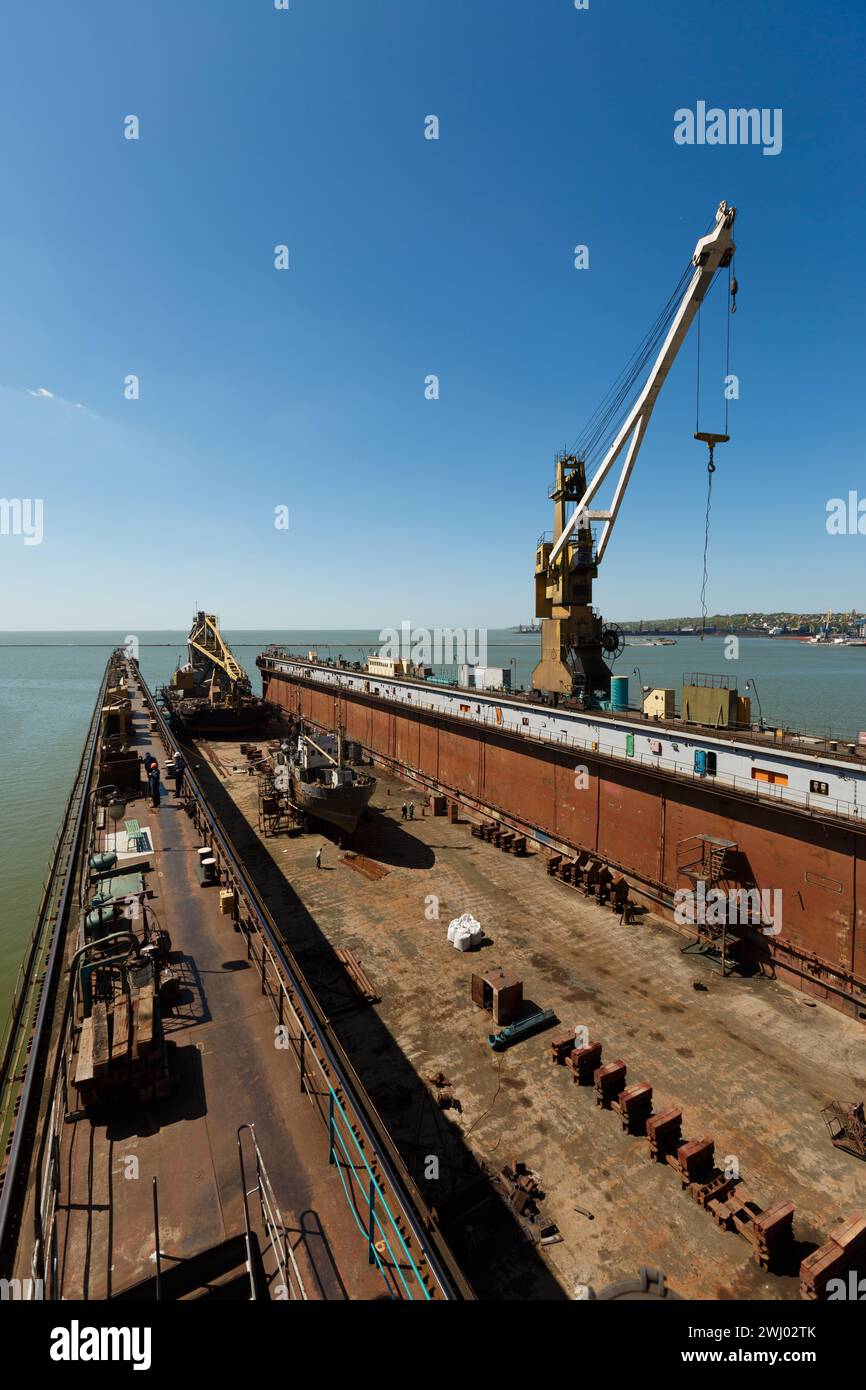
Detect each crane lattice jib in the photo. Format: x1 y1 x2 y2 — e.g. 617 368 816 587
188 613 248 685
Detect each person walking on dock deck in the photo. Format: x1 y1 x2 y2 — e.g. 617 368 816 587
173 750 186 798
401 801 407 820
315 847 322 870
408 801 415 820
148 761 161 811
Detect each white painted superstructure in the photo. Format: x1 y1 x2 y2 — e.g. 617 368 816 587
259 654 866 823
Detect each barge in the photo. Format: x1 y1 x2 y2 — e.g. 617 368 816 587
0 649 471 1302
162 611 272 738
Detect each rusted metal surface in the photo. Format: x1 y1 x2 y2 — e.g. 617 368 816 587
340 852 389 881
210 737 866 1298
263 668 866 1021
800 1213 866 1299
334 947 379 1006
3 658 474 1302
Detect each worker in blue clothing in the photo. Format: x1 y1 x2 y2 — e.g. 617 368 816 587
147 760 161 810
173 750 186 798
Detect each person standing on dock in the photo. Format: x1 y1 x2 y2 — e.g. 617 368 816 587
408 801 415 820
173 750 186 798
148 761 161 811
401 801 407 820
315 846 322 870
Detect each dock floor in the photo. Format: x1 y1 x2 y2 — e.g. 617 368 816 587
196 738 866 1300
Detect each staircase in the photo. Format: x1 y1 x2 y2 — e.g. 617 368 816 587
676 834 737 891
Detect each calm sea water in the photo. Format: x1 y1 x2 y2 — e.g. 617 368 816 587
1 629 864 1015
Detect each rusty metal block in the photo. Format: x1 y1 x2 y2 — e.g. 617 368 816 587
594 1059 627 1108
750 1200 795 1269
613 1082 653 1134
800 1212 866 1299
646 1107 683 1160
550 1032 576 1064
676 1137 715 1188
568 1039 602 1084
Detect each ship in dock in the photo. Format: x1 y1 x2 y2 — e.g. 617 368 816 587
283 723 375 839
161 610 272 737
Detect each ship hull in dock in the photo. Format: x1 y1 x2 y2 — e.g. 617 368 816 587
164 696 272 739
290 773 376 836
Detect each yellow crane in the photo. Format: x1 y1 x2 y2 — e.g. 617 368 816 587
187 612 249 689
533 201 737 701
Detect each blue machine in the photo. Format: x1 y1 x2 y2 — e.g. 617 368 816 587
488 1008 557 1051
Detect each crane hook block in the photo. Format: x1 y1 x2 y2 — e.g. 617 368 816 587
694 431 728 473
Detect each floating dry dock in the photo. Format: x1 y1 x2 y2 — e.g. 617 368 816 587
186 732 866 1300
258 651 866 1023
2 651 865 1302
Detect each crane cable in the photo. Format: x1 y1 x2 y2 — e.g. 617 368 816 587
696 260 737 639
571 258 695 466
699 446 713 640
572 211 721 470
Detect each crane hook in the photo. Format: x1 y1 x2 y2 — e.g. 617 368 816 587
694 432 728 471
730 274 738 315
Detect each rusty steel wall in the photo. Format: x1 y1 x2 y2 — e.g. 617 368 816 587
265 671 866 1019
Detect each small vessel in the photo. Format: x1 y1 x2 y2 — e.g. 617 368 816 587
287 721 376 838
162 611 272 737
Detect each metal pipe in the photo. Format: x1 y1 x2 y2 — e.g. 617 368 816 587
236 1126 259 1301
152 1178 161 1301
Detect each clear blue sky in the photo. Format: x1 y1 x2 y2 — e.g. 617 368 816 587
1 0 864 629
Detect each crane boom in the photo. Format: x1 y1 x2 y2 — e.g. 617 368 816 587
532 201 736 703
187 611 249 687
550 201 736 566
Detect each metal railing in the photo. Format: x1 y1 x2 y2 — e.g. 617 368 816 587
327 1090 429 1300
237 1123 308 1301
229 890 434 1300
0 662 110 1275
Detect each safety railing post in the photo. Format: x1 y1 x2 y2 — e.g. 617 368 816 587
152 1177 162 1301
